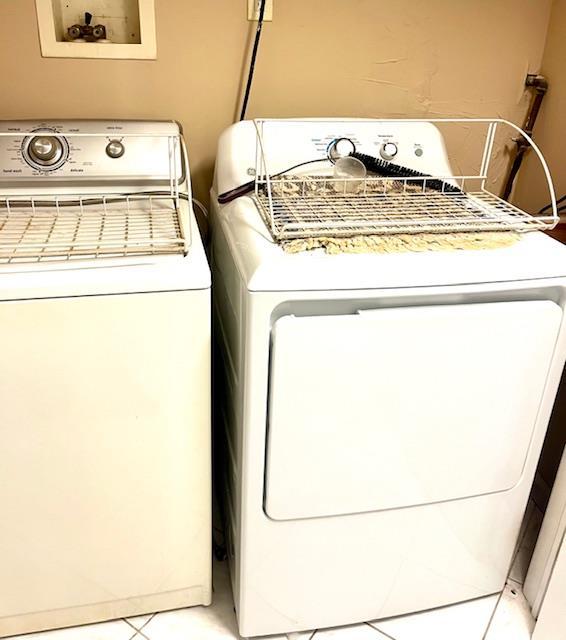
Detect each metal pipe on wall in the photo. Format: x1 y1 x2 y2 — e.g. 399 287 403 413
503 74 549 201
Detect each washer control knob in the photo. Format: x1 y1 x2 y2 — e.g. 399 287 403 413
106 140 125 158
380 142 398 161
29 136 63 164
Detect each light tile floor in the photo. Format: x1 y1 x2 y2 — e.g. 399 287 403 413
7 505 542 640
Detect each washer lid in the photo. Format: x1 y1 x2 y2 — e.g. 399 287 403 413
215 197 566 291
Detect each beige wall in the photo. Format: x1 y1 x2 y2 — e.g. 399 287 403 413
0 0 552 202
514 0 566 491
515 0 566 215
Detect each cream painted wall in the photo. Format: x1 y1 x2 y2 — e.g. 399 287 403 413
515 0 566 215
0 0 553 202
513 0 566 491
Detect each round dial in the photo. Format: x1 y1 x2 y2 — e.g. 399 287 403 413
380 142 398 161
327 137 356 163
22 132 69 171
29 136 62 163
106 140 125 158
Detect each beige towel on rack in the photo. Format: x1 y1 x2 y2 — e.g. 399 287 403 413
281 232 521 255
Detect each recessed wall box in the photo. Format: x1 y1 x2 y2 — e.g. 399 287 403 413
35 0 157 59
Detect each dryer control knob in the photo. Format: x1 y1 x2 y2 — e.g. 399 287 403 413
380 142 398 161
106 140 125 158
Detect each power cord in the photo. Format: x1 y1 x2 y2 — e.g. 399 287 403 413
239 0 267 121
217 158 328 204
191 197 210 243
191 197 208 219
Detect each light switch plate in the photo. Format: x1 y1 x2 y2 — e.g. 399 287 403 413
247 0 273 21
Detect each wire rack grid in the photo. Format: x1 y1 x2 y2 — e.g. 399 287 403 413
0 131 190 264
251 118 559 242
0 193 187 264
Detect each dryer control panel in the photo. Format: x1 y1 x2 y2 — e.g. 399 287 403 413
0 120 183 183
214 119 454 196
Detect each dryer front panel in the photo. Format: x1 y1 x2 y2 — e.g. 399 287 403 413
264 300 561 521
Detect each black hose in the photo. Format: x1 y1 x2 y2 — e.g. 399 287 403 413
239 0 267 121
539 194 566 214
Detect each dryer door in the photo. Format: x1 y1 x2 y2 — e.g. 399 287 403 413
264 301 562 521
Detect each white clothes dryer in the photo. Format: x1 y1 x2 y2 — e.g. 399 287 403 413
211 118 566 638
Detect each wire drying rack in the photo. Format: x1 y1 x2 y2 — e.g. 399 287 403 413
251 119 559 241
0 131 189 264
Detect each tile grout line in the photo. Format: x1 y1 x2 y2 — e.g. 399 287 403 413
138 612 156 632
365 621 397 639
124 614 155 640
481 588 507 640
124 619 139 633
124 613 156 633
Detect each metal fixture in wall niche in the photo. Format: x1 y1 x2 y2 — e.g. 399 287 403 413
35 0 156 59
502 73 549 201
67 12 108 43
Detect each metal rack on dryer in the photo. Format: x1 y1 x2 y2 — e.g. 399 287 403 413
0 130 190 264
251 118 559 241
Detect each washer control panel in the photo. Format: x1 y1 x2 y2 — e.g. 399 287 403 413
0 120 182 182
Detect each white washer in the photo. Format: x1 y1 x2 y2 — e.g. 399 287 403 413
211 119 566 638
0 121 211 637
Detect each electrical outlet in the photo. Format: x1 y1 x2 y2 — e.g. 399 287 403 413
247 0 273 21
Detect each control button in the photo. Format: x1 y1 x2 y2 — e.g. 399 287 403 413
379 142 398 161
415 147 424 157
28 136 63 165
106 140 125 158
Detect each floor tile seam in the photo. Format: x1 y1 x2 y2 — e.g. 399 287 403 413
124 616 153 640
365 621 397 639
481 588 506 640
124 614 156 634
137 613 156 632
124 618 138 633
